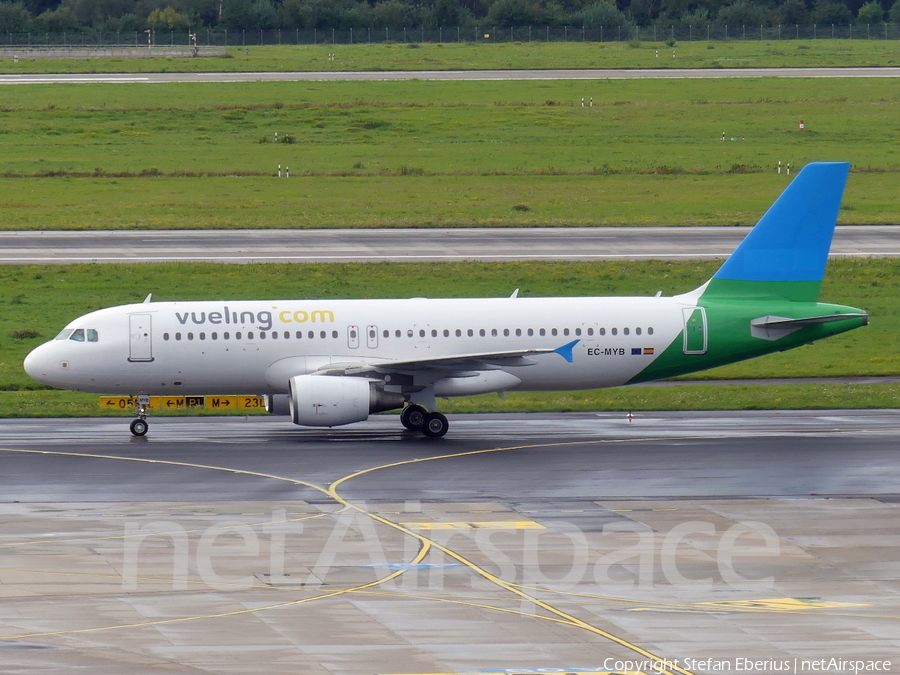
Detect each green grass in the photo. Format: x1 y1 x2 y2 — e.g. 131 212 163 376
1 77 899 229
1 41 900 74
1 258 897 417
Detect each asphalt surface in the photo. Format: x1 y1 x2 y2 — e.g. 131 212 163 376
1 412 898 674
2 67 900 84
2 411 900 499
2 225 898 263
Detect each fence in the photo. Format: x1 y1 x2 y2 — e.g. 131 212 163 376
3 24 900 48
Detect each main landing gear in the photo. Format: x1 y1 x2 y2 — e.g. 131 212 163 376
130 394 150 437
400 404 449 438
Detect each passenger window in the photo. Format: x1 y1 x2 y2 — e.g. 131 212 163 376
599 328 605 336
623 328 629 336
456 329 462 337
200 332 206 340
321 331 327 339
443 329 449 337
187 332 194 341
516 328 522 337
271 331 277 339
636 327 642 336
163 333 170 341
467 329 474 337
383 330 389 338
539 328 546 336
527 328 534 336
176 332 182 341
332 331 338 338
395 330 401 338
648 327 654 335
284 331 290 339
69 329 85 342
87 329 99 342
551 328 558 336
503 329 509 336
587 328 594 336
224 332 230 340
563 328 569 336
575 328 581 336
419 330 425 338
296 331 302 339
407 329 414 338
308 331 314 339
236 332 242 340
479 329 485 337
212 332 218 340
431 329 437 337
491 329 498 337
612 328 618 336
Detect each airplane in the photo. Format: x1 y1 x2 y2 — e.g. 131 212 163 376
24 162 868 438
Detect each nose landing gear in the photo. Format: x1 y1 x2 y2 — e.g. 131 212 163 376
130 394 150 436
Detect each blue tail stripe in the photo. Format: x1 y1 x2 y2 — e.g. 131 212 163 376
713 162 849 283
554 339 580 363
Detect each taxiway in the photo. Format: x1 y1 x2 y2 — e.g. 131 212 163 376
1 225 898 264
1 412 898 674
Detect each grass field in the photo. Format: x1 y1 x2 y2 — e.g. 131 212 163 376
1 77 899 229
1 40 900 74
1 258 897 416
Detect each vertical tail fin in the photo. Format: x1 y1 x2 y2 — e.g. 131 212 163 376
701 162 850 302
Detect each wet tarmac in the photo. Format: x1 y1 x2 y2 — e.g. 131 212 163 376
1 412 898 674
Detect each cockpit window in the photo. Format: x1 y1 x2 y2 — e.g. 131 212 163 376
55 328 98 342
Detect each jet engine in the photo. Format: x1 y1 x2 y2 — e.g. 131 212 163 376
288 375 405 427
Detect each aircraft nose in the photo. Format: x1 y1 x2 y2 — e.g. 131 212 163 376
23 343 56 385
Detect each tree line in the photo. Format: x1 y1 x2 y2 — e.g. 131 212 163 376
1 0 899 34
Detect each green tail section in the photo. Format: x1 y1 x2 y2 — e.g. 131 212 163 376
627 162 868 385
628 299 867 385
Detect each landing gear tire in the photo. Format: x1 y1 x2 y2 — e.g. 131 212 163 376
400 404 427 431
421 412 449 438
130 418 149 437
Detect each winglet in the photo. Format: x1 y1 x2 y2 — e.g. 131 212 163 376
553 339 580 363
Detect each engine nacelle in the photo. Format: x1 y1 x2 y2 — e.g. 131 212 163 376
288 375 405 427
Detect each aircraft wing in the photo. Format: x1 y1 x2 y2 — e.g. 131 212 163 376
316 340 579 378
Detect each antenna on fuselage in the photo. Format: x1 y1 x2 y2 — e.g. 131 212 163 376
143 293 153 304
510 289 519 299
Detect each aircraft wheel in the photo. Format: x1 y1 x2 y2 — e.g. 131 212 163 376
130 418 149 437
400 404 427 431
421 412 448 438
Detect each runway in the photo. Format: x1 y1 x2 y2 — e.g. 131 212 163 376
2 67 900 85
1 412 898 674
2 225 898 263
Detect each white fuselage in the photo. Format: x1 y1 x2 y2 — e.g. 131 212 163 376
24 296 693 396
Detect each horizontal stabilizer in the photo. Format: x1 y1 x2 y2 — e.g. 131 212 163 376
750 313 868 341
